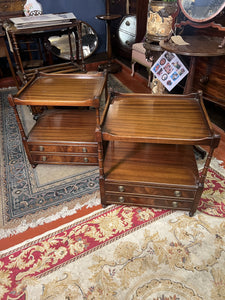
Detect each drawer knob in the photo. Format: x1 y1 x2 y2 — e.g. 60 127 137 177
42 156 47 162
119 196 125 203
172 201 178 208
118 185 125 192
39 146 44 151
174 190 181 197
84 157 89 163
82 147 87 153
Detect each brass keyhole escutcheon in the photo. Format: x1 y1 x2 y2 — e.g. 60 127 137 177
82 147 87 153
174 190 181 197
119 196 125 203
84 157 89 163
42 156 47 162
39 146 44 151
118 185 125 192
172 201 178 208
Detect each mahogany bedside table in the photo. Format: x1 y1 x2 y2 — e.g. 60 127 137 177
8 71 107 168
96 91 220 216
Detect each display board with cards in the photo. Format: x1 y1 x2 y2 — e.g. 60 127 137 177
151 51 189 92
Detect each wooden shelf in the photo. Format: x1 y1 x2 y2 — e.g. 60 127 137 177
8 71 107 167
97 91 220 216
104 142 198 187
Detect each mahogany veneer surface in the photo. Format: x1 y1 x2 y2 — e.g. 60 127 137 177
14 72 107 107
104 142 198 187
9 72 107 166
101 93 213 144
28 109 97 143
98 92 220 215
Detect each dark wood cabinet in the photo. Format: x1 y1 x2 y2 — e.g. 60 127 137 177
110 0 148 59
0 0 25 19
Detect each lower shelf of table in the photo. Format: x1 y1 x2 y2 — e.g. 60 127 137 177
101 141 200 211
26 108 98 165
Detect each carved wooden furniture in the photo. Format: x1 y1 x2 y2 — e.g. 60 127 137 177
3 18 86 85
175 0 225 107
96 91 220 216
8 71 107 168
177 0 225 45
160 35 225 94
131 42 153 87
0 0 25 87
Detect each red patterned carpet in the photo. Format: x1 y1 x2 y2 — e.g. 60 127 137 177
1 188 225 299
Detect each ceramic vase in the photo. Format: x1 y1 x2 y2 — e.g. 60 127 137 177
24 0 43 16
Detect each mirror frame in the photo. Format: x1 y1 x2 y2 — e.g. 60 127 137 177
178 0 225 23
48 21 99 60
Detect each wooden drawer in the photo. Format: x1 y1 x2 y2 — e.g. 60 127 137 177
0 1 10 12
28 143 98 154
31 153 98 165
104 193 193 210
104 182 196 199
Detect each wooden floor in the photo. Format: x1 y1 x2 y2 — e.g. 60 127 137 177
1 58 225 167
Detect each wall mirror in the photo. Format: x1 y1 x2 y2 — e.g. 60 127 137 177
48 21 98 60
178 0 225 23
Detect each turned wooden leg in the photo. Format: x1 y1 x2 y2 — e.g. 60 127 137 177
131 61 136 76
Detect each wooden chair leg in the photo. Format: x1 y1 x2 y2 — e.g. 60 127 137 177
147 69 152 88
131 61 136 76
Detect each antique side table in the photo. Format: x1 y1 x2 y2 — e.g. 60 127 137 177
8 71 107 168
96 91 220 216
3 18 86 85
160 35 225 94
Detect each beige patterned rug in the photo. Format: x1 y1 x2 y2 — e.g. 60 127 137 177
0 204 224 299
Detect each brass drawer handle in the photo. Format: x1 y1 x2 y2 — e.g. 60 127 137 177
119 196 125 203
174 190 181 197
84 157 89 163
39 146 44 151
42 156 47 162
172 201 178 208
118 185 125 192
82 147 87 153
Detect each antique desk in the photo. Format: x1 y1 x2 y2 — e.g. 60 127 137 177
8 71 107 167
160 35 225 94
3 18 86 85
96 91 220 216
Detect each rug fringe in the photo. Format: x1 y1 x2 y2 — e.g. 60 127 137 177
0 192 101 239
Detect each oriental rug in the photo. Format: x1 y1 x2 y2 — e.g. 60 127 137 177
0 75 130 238
0 77 225 241
0 204 225 300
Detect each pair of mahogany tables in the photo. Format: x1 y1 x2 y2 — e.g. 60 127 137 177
8 71 220 216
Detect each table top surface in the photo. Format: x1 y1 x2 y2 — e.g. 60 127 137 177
13 72 106 107
101 92 215 145
3 19 80 35
160 35 225 57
